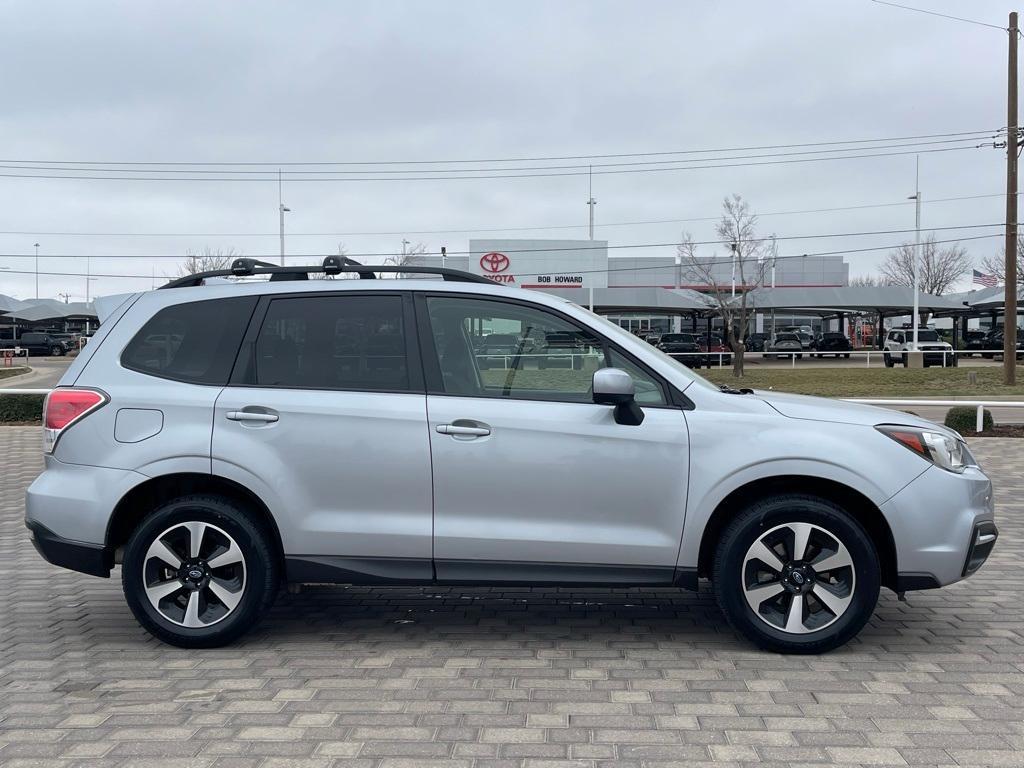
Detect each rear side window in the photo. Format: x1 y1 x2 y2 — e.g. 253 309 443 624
122 297 256 384
252 295 409 391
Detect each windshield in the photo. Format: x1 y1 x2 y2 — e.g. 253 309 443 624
914 330 939 342
661 334 692 343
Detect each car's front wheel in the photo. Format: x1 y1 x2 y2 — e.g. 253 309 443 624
122 494 279 648
713 495 880 654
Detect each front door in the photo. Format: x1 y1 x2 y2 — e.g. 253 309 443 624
418 294 690 584
212 291 434 581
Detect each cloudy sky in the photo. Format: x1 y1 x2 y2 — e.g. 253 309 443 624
0 0 1015 301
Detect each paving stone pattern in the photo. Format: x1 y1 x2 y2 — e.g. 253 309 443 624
1 425 1022 767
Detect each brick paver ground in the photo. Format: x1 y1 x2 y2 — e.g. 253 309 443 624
1 425 1021 767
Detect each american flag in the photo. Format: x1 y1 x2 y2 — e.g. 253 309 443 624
973 269 998 288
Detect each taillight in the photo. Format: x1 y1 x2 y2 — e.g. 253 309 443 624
43 388 107 454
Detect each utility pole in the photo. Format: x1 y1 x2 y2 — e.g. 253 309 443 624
33 243 39 299
909 155 922 350
1005 11 1019 385
586 166 596 240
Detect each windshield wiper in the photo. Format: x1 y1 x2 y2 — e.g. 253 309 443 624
719 384 754 395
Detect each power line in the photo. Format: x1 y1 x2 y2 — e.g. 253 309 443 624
2 222 1004 260
0 136 993 176
0 129 998 167
0 192 1011 239
869 0 1006 31
0 234 1003 282
0 145 986 183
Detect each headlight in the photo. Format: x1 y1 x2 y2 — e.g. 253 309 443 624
876 425 968 473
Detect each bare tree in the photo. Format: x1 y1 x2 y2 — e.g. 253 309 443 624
678 195 768 377
177 247 241 276
849 274 886 287
879 235 971 295
980 236 1024 288
384 241 427 268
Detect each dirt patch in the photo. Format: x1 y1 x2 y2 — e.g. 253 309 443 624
973 424 1024 438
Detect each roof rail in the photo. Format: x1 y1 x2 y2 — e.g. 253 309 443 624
160 255 498 289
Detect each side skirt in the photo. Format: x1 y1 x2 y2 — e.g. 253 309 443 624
285 556 700 589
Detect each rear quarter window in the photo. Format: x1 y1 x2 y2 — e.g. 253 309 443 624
121 296 257 384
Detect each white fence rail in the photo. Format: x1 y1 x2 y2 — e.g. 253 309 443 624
1 388 1021 433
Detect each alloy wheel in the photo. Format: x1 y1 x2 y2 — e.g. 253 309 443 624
143 521 247 628
741 521 855 634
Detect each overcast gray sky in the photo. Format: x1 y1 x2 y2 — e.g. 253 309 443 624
0 0 1015 301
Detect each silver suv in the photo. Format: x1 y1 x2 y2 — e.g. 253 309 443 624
26 259 997 653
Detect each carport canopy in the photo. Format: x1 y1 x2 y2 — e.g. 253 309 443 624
743 286 965 314
533 286 712 314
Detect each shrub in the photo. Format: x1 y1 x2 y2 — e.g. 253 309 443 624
0 394 44 423
944 405 993 434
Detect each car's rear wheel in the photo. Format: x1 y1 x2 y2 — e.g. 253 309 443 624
713 494 880 654
122 494 279 648
49 345 63 356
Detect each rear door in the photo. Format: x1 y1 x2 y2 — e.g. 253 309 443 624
212 291 434 581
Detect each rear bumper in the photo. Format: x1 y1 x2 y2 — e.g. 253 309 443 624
26 519 112 577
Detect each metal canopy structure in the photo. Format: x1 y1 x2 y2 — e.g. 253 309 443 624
744 286 964 314
1 299 97 322
0 294 29 314
533 286 711 314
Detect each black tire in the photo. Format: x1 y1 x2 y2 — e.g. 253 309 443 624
843 354 850 359
884 353 894 368
50 345 63 356
712 494 880 654
122 494 279 648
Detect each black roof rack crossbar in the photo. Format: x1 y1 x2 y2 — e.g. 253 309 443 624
160 256 497 289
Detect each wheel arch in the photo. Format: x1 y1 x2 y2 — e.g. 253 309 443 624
107 473 285 570
696 475 898 591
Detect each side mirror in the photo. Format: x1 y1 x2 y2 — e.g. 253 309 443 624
592 368 644 426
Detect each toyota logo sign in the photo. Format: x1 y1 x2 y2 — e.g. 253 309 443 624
480 252 510 273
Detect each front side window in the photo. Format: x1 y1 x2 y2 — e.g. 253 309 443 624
122 297 256 385
425 296 666 405
253 295 409 391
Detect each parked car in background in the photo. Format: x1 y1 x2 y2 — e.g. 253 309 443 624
883 329 957 367
644 333 662 346
656 333 705 368
961 330 988 357
0 332 68 357
765 332 803 360
811 332 853 358
745 333 769 352
780 325 814 349
474 333 522 370
980 328 1024 360
48 333 80 353
26 257 997 653
699 333 732 366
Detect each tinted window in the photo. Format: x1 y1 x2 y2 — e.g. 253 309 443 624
122 297 256 384
253 295 409 391
425 296 666 405
916 330 939 342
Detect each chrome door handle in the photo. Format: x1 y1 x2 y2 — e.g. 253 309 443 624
436 423 490 436
226 411 279 423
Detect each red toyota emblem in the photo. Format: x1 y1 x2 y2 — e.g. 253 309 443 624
480 252 510 273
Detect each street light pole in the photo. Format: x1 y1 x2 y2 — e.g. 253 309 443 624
278 169 290 266
33 243 39 299
730 242 737 298
587 166 597 240
908 156 922 350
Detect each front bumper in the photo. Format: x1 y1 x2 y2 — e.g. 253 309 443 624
26 519 112 577
882 463 995 589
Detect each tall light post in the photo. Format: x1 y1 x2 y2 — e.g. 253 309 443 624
730 242 738 298
587 166 597 240
908 156 922 350
278 169 290 266
33 243 39 299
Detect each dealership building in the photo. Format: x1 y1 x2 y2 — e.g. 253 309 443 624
416 238 850 335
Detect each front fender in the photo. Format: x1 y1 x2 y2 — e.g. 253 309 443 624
676 407 929 570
